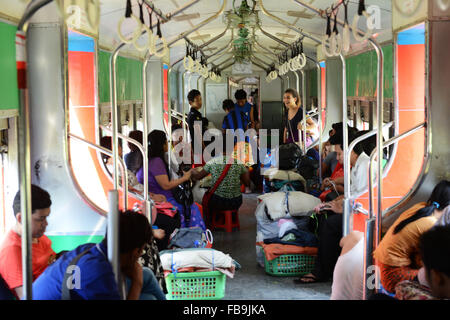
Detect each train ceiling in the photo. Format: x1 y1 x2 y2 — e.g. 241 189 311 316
0 0 393 71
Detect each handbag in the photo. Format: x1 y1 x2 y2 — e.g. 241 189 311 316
279 119 303 170
168 227 213 249
172 165 194 223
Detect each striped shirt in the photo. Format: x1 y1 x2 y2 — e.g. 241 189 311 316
222 109 249 131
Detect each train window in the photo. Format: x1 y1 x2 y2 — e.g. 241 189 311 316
135 103 144 132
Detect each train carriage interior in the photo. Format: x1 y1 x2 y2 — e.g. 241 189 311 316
0 0 449 301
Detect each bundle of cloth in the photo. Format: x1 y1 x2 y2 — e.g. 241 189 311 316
262 168 306 193
255 191 320 267
192 172 212 204
160 248 241 279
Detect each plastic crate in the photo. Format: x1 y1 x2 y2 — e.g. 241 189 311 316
165 271 226 300
264 253 316 276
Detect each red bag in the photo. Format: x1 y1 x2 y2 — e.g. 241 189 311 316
319 162 344 202
154 202 177 218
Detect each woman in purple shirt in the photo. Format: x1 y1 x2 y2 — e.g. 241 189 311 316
137 130 206 235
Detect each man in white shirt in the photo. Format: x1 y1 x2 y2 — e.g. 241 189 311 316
295 129 371 284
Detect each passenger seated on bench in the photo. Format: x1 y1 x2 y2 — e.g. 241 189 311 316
100 136 166 203
294 129 370 284
373 180 449 293
417 225 450 299
124 130 143 175
169 123 191 180
330 231 364 300
193 139 250 227
321 122 342 178
0 185 56 299
100 136 169 248
33 210 166 300
136 130 206 231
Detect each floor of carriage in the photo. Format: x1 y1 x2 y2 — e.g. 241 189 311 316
211 193 332 300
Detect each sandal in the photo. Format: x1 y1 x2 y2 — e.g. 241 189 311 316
293 273 318 284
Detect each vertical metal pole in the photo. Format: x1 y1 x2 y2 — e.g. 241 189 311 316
142 57 152 222
203 77 207 118
300 70 307 154
107 190 122 299
16 28 33 300
363 217 376 299
167 66 173 176
294 71 300 95
280 76 286 143
109 49 123 190
340 53 350 237
373 41 384 295
316 62 323 183
182 71 187 140
374 45 384 248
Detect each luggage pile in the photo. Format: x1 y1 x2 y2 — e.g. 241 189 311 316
160 227 240 300
255 188 320 276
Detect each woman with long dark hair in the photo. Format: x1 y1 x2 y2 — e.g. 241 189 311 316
136 130 206 237
282 88 317 147
373 180 450 292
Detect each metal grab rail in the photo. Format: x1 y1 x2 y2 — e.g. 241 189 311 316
110 0 205 219
252 61 269 72
292 0 385 238
299 69 307 154
16 0 55 301
368 122 426 234
345 121 394 201
107 190 124 299
206 38 233 60
254 5 324 181
363 121 426 299
100 124 148 199
154 0 227 55
219 61 234 73
99 126 155 221
68 133 129 209
258 0 322 45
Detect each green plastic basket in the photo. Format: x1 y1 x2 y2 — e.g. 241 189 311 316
165 271 226 300
264 253 316 277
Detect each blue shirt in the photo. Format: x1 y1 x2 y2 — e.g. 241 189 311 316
235 102 252 120
32 242 120 300
222 109 249 131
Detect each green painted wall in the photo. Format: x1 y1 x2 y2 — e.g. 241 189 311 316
0 21 19 112
308 68 318 98
345 44 393 99
98 50 143 103
169 69 178 101
48 235 104 253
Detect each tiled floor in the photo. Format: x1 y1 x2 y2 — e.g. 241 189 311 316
211 193 332 300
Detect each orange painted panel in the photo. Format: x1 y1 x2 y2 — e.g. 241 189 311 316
68 52 95 107
321 66 326 128
352 43 426 232
397 45 425 109
71 107 141 211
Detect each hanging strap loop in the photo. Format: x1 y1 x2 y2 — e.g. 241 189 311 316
125 0 132 18
358 0 366 16
326 12 332 37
